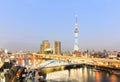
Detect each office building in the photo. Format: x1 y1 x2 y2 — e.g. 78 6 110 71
40 40 50 54
53 41 61 54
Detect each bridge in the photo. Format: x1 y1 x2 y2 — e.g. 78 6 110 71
33 54 120 69
36 60 83 74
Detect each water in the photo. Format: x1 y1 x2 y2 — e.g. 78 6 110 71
46 66 120 82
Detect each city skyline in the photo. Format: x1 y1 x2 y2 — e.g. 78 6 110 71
0 0 120 51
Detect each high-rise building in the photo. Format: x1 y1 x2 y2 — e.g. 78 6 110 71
40 40 50 54
74 15 79 51
53 41 61 55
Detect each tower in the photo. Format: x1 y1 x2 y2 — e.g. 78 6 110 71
74 16 79 51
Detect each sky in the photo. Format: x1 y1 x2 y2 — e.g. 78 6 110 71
0 0 120 52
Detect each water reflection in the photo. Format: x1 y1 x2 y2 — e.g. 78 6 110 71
110 75 117 82
95 71 101 82
46 67 120 82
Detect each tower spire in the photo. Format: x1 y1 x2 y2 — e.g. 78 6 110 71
75 15 78 25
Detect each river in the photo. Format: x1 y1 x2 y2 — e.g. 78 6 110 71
46 66 120 82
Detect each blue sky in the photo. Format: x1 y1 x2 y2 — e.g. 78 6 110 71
0 0 120 51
